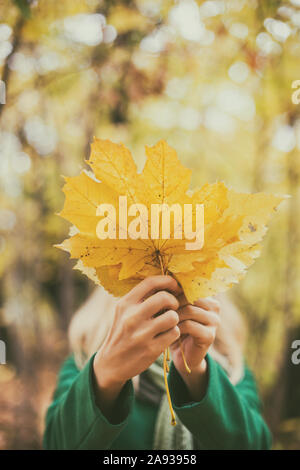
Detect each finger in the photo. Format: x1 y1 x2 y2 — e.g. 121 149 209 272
153 325 181 351
178 320 216 345
139 290 179 319
177 292 189 308
178 305 220 327
177 295 221 313
149 309 179 336
193 296 220 313
124 275 182 304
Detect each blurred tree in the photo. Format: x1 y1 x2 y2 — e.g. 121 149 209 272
0 0 299 449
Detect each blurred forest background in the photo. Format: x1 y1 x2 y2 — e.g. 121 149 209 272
0 0 299 450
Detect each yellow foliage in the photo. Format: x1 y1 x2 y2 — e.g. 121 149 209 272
56 138 285 303
108 5 150 33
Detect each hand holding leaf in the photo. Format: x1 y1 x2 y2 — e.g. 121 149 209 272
56 138 286 424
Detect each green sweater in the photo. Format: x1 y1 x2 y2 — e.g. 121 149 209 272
43 353 272 450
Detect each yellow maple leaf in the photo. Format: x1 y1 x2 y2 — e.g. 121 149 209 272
56 138 286 304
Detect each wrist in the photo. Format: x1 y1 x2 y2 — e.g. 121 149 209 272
92 353 127 421
93 351 126 394
179 358 208 402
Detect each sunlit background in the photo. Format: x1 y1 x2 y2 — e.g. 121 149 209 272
0 0 300 449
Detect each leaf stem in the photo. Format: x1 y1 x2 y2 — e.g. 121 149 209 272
158 253 175 424
158 254 191 375
179 339 191 374
163 349 176 426
157 253 190 424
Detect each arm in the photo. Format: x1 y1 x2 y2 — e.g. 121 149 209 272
44 276 184 450
43 354 134 450
44 275 184 450
168 354 272 450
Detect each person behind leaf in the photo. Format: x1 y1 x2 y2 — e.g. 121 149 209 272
43 275 272 450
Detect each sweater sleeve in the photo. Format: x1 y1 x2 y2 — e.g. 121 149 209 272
43 354 135 450
167 354 272 450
